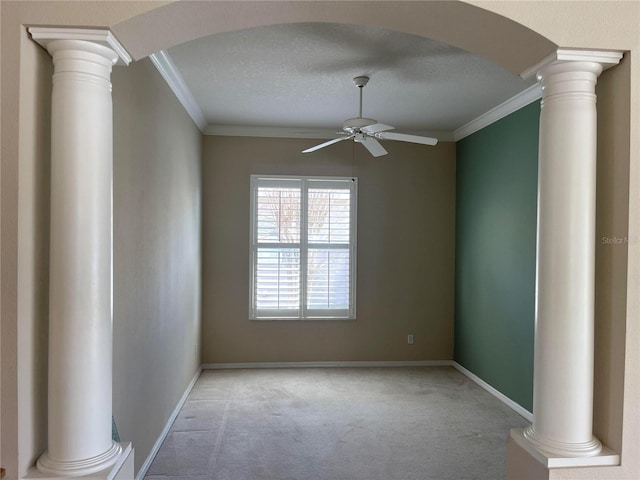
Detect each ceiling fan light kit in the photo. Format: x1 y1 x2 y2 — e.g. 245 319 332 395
303 76 438 157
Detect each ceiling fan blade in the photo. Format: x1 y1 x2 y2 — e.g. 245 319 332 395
361 123 395 134
302 136 352 153
376 131 438 146
360 137 388 157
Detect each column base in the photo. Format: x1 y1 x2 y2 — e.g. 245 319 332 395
32 442 126 479
523 425 602 457
512 428 619 468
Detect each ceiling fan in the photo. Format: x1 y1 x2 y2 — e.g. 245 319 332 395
302 76 438 157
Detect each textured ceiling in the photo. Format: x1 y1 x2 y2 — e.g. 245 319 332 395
168 22 537 134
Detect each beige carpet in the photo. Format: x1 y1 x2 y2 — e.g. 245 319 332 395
145 367 529 480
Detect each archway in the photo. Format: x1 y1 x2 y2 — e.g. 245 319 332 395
104 4 628 479
7 1 635 480
112 1 556 77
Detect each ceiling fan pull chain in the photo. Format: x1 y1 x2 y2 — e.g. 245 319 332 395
359 85 363 118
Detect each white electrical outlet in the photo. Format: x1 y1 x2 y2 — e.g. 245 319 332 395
407 334 414 345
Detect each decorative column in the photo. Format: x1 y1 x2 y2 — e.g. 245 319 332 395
514 49 622 463
28 28 131 477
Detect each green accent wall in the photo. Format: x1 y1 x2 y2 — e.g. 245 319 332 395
454 101 540 412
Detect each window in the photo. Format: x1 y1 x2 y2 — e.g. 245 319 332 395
250 175 357 320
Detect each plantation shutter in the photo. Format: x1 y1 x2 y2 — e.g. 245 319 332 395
250 176 357 319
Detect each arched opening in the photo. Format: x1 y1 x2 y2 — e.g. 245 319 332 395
3 2 635 480
107 2 558 478
112 1 557 76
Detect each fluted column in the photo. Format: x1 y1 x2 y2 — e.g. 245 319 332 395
29 28 131 477
520 50 622 460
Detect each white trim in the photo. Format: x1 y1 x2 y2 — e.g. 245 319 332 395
453 362 533 422
112 442 133 479
521 48 624 79
203 361 533 421
510 428 620 468
148 51 207 131
205 125 341 139
520 51 558 80
452 84 541 141
135 367 202 480
28 27 132 65
139 50 625 143
203 360 453 369
145 45 548 144
24 443 133 479
249 175 358 321
204 124 455 141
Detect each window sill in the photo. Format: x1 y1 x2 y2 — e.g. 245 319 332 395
250 317 356 322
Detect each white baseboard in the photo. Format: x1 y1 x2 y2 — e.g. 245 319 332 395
204 361 533 421
452 362 533 422
202 360 453 369
135 366 202 480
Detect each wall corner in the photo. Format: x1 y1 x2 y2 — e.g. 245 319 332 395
507 435 550 480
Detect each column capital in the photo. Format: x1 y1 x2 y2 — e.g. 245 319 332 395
29 27 131 66
521 48 623 80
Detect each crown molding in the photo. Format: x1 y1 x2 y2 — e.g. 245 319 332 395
205 125 455 141
521 48 624 80
149 47 542 143
453 84 541 141
28 27 131 66
204 125 341 139
148 50 207 131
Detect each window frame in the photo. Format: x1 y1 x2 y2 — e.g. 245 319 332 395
249 174 357 320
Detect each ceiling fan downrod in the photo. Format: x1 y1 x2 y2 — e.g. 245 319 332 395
353 76 369 119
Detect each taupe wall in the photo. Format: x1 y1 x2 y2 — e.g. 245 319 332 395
1 4 174 477
591 55 630 457
15 27 52 475
112 58 202 474
201 136 455 363
2 31 202 477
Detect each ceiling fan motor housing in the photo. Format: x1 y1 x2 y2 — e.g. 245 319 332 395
343 117 377 130
302 74 437 156
353 76 370 88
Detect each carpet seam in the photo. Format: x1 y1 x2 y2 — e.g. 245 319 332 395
209 402 230 474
